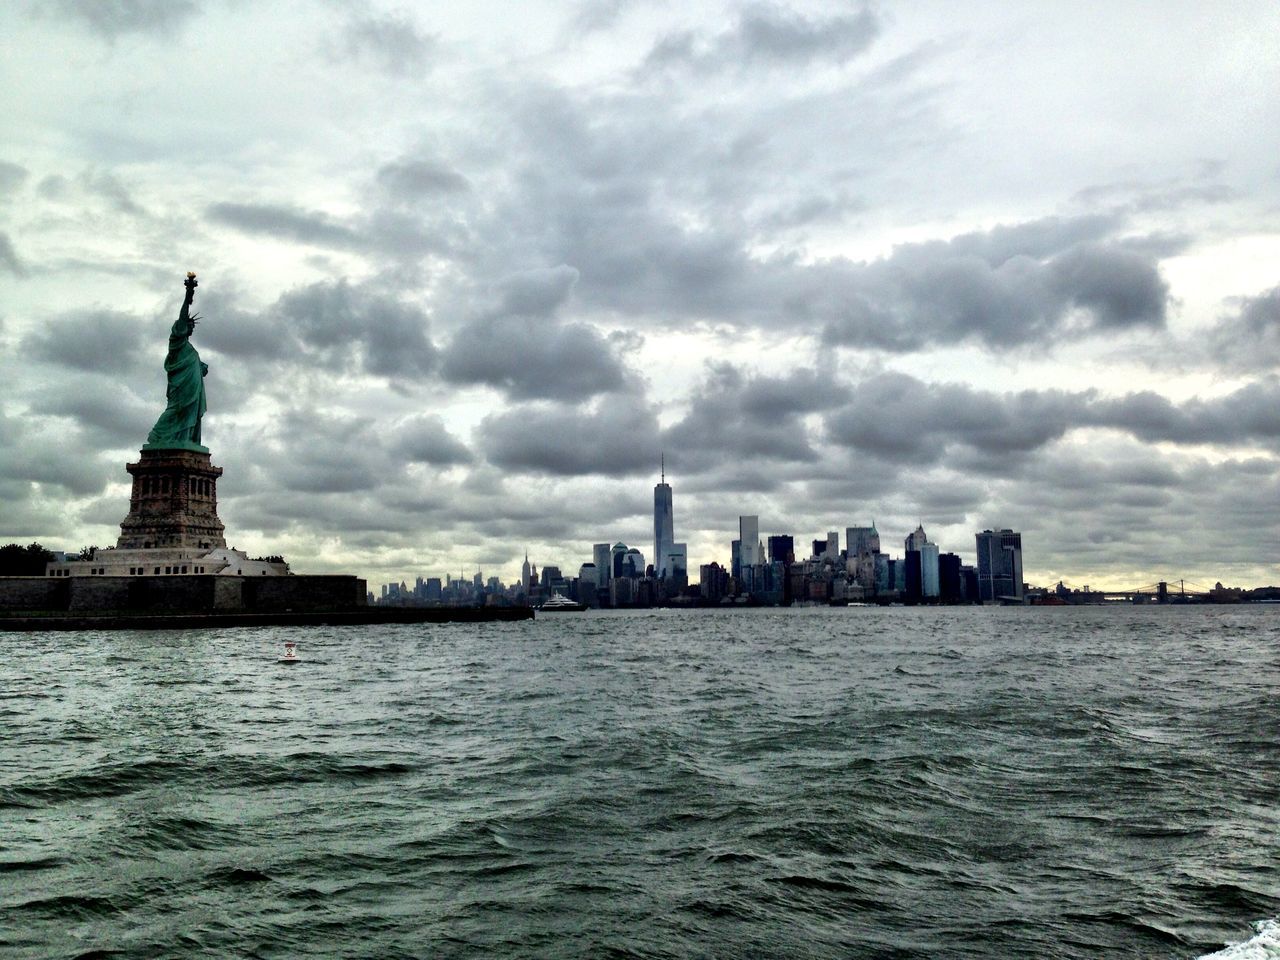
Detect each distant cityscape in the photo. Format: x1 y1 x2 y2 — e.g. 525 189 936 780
374 469 1275 608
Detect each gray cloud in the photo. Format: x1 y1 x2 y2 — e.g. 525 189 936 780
0 232 25 276
186 289 293 362
570 0 638 34
739 367 849 418
496 265 579 316
1004 442 1280 584
181 279 440 399
264 411 397 494
441 315 630 401
207 199 454 261
1072 178 1236 214
645 4 880 72
663 364 832 472
1092 380 1280 447
40 380 156 448
336 11 436 77
479 403 660 476
1209 285 1280 373
36 174 69 200
391 414 473 466
440 266 631 401
0 161 28 195
825 372 1280 467
207 202 362 249
376 158 470 199
255 279 439 380
1048 243 1168 330
442 80 1170 354
825 372 1086 465
4 3 1278 590
24 309 148 374
80 169 145 215
0 413 112 497
45 0 201 39
821 231 1169 351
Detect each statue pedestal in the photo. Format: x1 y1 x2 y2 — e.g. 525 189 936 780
117 449 227 551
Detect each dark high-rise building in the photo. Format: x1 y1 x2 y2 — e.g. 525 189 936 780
653 457 675 578
846 524 880 558
904 551 922 602
767 535 795 564
938 552 962 603
976 529 1024 602
623 548 645 579
699 562 729 603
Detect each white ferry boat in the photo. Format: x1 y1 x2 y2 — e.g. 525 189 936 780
538 593 587 613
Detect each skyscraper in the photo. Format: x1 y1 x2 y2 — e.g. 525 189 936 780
661 544 688 584
846 525 880 558
623 548 645 578
739 516 759 567
653 457 675 578
593 543 611 587
920 541 940 598
521 551 531 594
767 535 795 564
738 516 761 593
976 528 1024 602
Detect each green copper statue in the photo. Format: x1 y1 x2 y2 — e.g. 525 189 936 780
143 272 209 452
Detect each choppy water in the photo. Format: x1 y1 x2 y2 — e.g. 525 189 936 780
2 606 1277 959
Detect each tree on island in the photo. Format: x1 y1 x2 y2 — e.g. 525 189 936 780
0 542 55 576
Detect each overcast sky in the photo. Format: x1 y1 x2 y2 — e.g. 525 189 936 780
2 0 1278 590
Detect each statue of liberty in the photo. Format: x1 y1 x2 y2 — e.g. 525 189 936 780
143 272 209 452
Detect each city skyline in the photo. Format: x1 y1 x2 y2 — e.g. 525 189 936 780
1 3 1278 591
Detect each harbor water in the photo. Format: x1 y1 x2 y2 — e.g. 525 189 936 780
2 606 1277 958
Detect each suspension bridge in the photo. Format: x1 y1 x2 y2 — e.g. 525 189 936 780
1049 579 1216 604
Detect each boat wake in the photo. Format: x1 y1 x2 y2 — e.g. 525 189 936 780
1201 919 1280 959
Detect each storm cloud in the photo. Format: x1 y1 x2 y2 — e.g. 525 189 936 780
334 10 437 78
46 0 202 40
0 232 25 276
24 309 149 375
1209 286 1280 373
645 4 880 72
1 1 1277 589
207 203 364 250
479 403 660 477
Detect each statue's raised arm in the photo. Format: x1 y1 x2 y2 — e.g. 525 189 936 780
143 272 210 453
181 270 197 316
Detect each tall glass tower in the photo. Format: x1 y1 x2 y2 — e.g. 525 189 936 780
976 528 1024 602
653 456 675 578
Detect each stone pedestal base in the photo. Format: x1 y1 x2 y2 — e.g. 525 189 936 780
117 449 227 551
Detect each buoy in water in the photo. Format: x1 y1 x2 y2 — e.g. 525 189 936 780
278 641 299 664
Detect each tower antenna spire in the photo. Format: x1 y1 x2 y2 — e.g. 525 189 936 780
661 452 665 484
